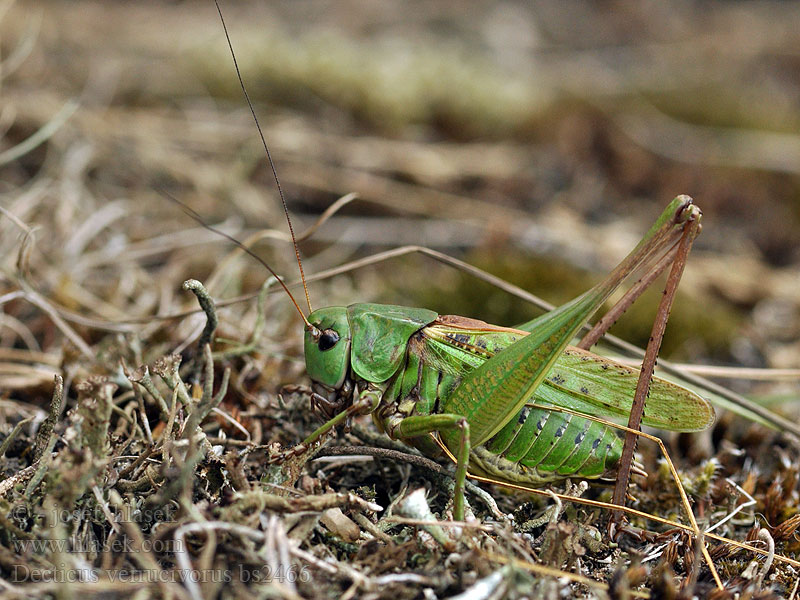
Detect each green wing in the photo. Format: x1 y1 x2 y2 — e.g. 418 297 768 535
422 321 714 433
535 346 714 432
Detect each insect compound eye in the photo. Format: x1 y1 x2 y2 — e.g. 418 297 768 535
318 329 340 351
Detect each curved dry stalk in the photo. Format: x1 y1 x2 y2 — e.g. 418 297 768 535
295 192 359 242
62 199 130 261
202 192 357 293
10 230 93 357
0 0 40 79
0 312 41 351
78 220 246 271
173 519 303 600
0 100 78 167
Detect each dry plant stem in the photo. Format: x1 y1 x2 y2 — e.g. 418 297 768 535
382 517 490 530
0 416 32 458
107 191 355 330
182 279 218 383
182 344 228 437
199 193 360 293
244 491 380 515
91 485 121 536
262 514 298 597
0 3 39 75
116 444 156 481
277 159 533 230
295 192 359 242
2 218 93 357
662 364 800 380
396 488 455 550
214 278 273 359
32 374 63 460
610 100 800 175
0 299 41 351
16 277 93 359
210 407 250 440
351 512 394 543
0 100 77 166
196 194 358 308
162 190 311 328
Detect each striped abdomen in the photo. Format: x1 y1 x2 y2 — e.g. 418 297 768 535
470 404 622 484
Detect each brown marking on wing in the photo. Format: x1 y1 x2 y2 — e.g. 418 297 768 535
435 315 527 335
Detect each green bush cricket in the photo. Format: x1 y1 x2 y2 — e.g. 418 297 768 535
174 1 800 585
206 2 714 528
203 0 712 548
174 192 714 536
289 196 710 519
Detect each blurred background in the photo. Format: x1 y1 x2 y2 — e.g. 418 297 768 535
1 0 799 404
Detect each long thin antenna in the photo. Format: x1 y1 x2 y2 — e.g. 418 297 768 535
161 189 311 329
213 0 313 315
